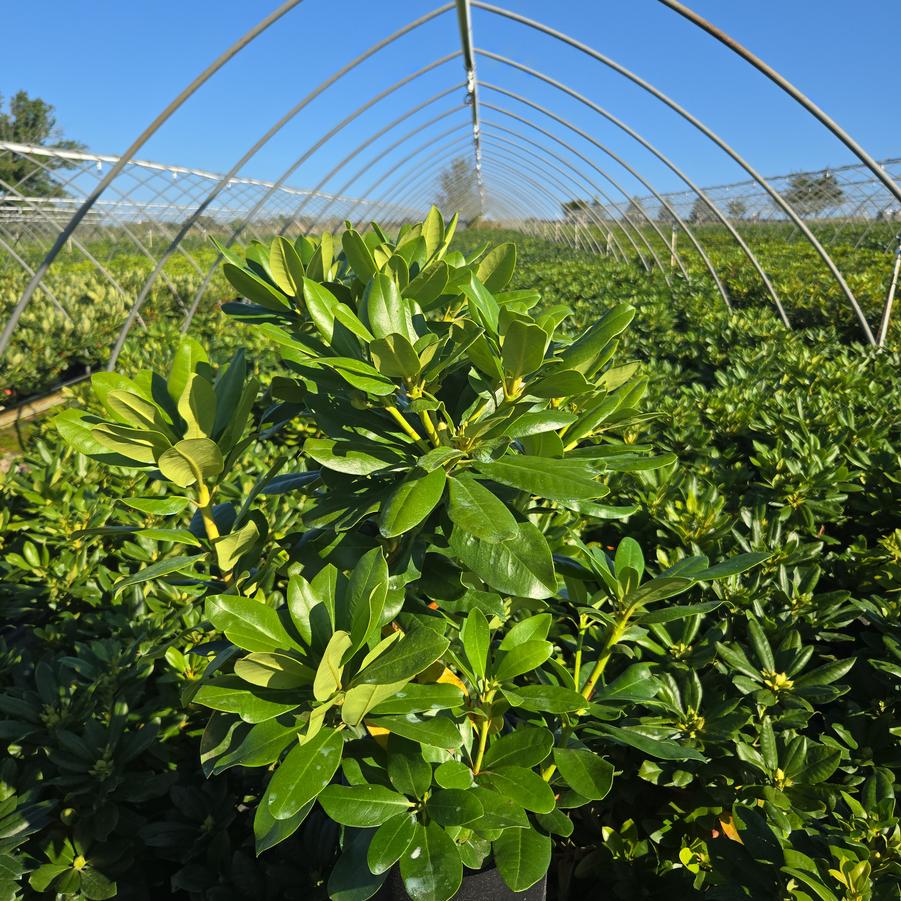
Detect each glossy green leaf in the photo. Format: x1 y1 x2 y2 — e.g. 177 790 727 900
318 784 413 827
446 474 518 544
477 766 555 813
355 628 449 686
494 640 553 682
450 520 556 600
553 748 614 800
476 456 604 502
367 715 463 749
368 813 417 875
427 788 483 826
206 595 297 653
399 822 462 901
379 467 446 538
157 438 223 488
493 826 551 892
482 728 554 770
266 726 343 819
460 607 490 680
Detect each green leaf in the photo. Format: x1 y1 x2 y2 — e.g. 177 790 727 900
637 601 724 624
558 303 635 375
203 715 298 775
214 519 260 573
434 761 475 789
494 640 553 682
367 715 463 749
342 228 378 281
421 206 445 258
404 261 449 307
794 658 856 687
553 748 614 800
501 319 548 379
167 335 210 405
355 628 450 685
177 373 216 439
121 496 191 515
303 438 404 475
341 681 408 727
368 683 464 716
370 333 421 379
324 357 396 396
233 652 314 690
493 826 551 892
193 677 300 723
363 273 416 344
157 438 223 488
747 616 776 672
300 280 357 356
593 664 660 703
427 788 483 826
313 631 352 701
460 608 490 680
206 595 297 653
477 242 516 292
91 423 169 465
476 456 605 502
379 467 446 538
447 474 518 544
387 737 433 798
450 520 556 600
104 389 171 435
790 744 842 785
368 813 417 875
502 685 588 714
327 825 387 901
477 766 555 813
266 726 343 820
268 236 305 296
688 552 769 581
223 262 291 312
318 784 412 827
400 822 462 901
498 614 551 649
526 369 592 398
482 728 554 770
614 537 644 581
112 555 199 596
593 724 706 761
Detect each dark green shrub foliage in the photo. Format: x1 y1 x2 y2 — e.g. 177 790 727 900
0 214 898 900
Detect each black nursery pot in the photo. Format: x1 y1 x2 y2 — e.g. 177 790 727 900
376 867 547 901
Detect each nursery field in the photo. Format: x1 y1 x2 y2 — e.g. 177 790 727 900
1 218 900 901
1 221 899 404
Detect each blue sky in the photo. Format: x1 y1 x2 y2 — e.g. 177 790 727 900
2 1 896 215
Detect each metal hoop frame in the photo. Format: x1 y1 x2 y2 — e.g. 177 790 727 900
2 0 898 374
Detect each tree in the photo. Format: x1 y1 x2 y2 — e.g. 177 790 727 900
783 170 845 216
0 91 85 197
562 198 590 223
436 157 481 224
727 199 747 220
689 196 718 225
622 195 648 224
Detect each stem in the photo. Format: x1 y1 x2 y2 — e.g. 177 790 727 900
197 483 220 541
385 404 429 451
472 689 496 775
419 410 441 447
197 482 232 585
541 613 630 782
572 616 587 688
581 618 629 699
